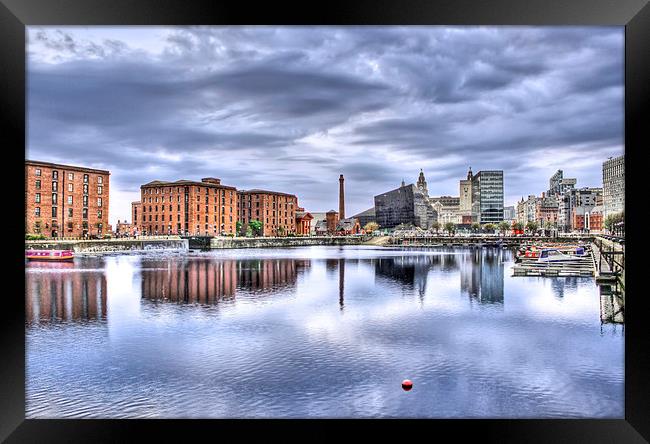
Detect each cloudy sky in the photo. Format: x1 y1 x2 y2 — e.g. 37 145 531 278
27 26 624 226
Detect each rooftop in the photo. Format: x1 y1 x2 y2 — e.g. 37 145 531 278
141 179 236 190
26 159 110 175
238 189 297 198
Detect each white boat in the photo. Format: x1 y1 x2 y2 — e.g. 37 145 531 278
537 248 584 263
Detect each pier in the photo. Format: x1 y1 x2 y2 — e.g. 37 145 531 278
592 236 625 292
389 235 594 248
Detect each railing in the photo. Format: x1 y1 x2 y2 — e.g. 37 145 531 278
596 237 625 275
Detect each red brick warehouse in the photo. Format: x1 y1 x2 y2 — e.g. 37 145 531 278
238 189 298 237
25 160 110 238
139 177 238 236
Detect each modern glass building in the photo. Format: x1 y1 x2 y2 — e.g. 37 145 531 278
471 170 504 224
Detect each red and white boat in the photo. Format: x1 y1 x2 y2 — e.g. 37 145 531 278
25 249 74 262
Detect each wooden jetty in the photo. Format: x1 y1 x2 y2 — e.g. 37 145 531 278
512 254 595 277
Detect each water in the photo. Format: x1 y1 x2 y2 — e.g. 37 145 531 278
25 246 624 418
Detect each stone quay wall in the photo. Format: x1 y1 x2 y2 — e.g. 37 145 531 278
25 237 188 254
210 236 366 249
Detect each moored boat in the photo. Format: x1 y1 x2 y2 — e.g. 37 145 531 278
25 249 74 262
537 248 583 262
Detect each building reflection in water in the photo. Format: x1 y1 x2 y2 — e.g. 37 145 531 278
460 248 505 304
25 262 107 323
373 247 507 305
140 258 306 304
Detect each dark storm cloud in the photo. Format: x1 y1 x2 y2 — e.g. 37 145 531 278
27 26 623 221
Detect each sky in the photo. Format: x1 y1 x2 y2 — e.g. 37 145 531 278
26 26 624 226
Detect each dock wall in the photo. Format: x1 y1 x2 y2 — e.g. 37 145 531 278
210 236 366 249
25 238 189 254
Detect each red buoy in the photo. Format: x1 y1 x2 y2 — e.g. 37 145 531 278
402 379 413 391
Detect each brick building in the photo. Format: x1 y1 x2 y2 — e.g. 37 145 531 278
139 177 238 236
131 201 142 235
535 193 559 227
25 160 110 238
115 220 133 237
326 210 339 234
572 205 604 233
238 189 298 236
295 208 313 236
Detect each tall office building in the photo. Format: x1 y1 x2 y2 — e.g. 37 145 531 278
602 155 625 217
471 170 504 224
547 170 576 197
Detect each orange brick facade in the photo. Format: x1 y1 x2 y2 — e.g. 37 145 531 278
238 190 298 236
25 160 110 238
139 178 238 236
131 201 142 235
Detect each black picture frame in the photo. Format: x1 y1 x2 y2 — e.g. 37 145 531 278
1 0 648 441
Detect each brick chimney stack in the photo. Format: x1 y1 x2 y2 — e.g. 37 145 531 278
339 174 345 219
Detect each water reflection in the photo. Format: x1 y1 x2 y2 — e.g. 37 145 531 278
140 258 309 304
25 247 624 419
375 247 507 305
599 286 625 325
25 262 107 323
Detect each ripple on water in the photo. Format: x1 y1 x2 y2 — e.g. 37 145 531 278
25 247 624 418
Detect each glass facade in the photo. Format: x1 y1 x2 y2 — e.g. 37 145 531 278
471 170 504 224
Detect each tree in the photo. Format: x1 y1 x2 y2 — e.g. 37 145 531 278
498 221 510 235
512 222 524 232
430 221 441 234
444 222 456 235
363 221 379 234
277 226 285 237
544 221 554 234
245 225 253 237
483 223 496 233
471 222 480 233
604 212 623 233
249 220 263 237
526 221 539 233
235 221 242 236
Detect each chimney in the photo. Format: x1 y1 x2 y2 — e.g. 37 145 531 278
339 174 345 220
201 177 221 185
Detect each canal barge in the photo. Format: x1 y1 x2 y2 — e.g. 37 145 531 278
25 249 74 262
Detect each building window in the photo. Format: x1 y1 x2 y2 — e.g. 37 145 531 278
98 186 103 194
98 210 102 219
52 193 57 204
52 182 58 192
35 193 41 203
83 184 88 194
68 208 73 218
82 208 88 219
97 197 102 207
52 171 58 180
67 196 73 204
35 168 41 176
98 176 103 184
68 183 73 192
68 173 74 180
83 195 88 206
35 207 40 217
52 207 57 218
83 174 89 183
35 180 41 189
